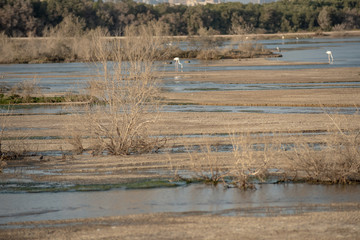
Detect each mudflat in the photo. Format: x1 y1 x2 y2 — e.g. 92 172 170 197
1 58 359 239
2 207 360 240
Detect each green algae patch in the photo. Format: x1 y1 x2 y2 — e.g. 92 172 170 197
0 94 97 105
124 179 183 189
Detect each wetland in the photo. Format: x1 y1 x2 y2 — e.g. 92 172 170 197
0 33 360 239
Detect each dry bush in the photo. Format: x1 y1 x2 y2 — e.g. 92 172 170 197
228 132 272 189
236 42 271 58
10 79 40 100
0 15 98 63
186 142 230 185
64 118 85 155
172 132 273 189
41 15 91 62
230 23 254 35
0 158 6 172
225 31 272 59
332 23 347 32
187 28 224 61
0 111 33 166
75 23 168 155
283 112 360 184
0 112 7 169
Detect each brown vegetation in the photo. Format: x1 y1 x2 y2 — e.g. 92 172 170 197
0 19 280 64
283 111 360 184
170 131 274 189
67 23 168 156
0 110 32 164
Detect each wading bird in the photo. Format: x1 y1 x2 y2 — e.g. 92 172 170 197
173 57 183 71
326 50 334 63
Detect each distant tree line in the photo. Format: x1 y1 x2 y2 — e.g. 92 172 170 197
0 0 359 37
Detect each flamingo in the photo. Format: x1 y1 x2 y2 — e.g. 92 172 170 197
173 57 183 71
326 50 334 63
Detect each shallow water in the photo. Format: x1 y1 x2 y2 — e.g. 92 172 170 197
164 80 360 92
1 37 359 93
0 183 359 225
265 37 360 67
1 104 357 115
224 37 360 67
164 105 358 114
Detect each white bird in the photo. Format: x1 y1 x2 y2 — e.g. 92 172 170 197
173 57 183 71
326 50 334 63
276 47 281 52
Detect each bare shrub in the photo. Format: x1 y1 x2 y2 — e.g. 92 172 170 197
43 14 85 38
172 132 273 189
186 142 230 185
78 22 168 155
228 132 271 189
227 27 271 59
0 16 97 63
332 23 347 32
10 79 40 100
0 32 18 63
283 112 360 184
42 15 88 61
188 27 223 61
0 158 6 172
65 121 85 155
0 111 33 165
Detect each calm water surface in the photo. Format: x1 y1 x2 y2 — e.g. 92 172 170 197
0 37 359 92
1 183 359 225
